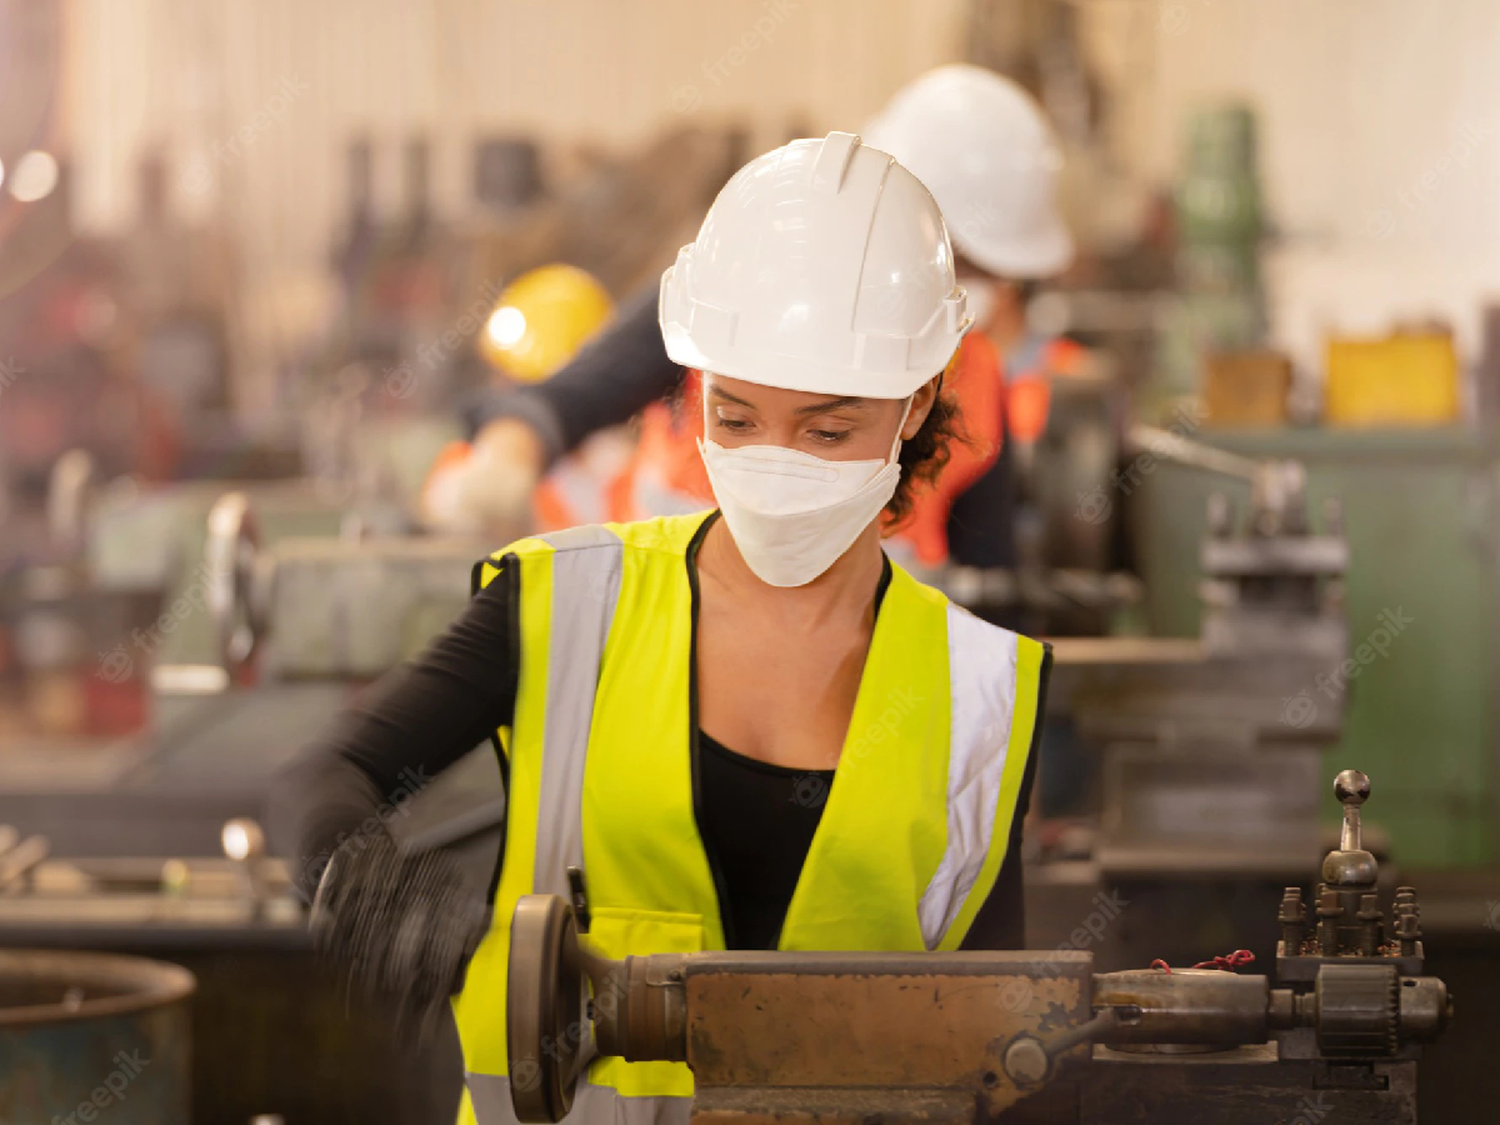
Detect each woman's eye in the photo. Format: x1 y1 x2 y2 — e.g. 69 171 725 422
809 429 851 444
716 417 753 432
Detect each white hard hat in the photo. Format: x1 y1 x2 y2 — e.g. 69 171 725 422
863 63 1073 279
659 131 970 401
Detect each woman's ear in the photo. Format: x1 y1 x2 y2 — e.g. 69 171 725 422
901 372 944 441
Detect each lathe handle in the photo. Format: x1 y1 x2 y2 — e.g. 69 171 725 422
1002 1006 1130 1087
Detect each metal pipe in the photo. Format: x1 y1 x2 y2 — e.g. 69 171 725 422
0 835 49 892
586 951 687 1063
1092 969 1272 1046
1126 424 1260 482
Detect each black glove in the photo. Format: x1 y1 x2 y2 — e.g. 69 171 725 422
311 830 492 1040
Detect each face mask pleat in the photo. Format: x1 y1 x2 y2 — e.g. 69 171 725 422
710 445 845 483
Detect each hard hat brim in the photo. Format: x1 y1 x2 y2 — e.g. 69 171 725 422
662 323 957 401
956 217 1074 280
657 133 971 400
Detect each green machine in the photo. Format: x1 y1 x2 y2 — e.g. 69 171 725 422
1131 425 1499 867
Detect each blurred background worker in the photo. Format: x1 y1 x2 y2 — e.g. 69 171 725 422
422 65 1090 588
862 63 1089 576
422 263 623 538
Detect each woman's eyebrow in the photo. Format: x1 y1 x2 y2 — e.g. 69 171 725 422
708 386 756 409
795 396 867 416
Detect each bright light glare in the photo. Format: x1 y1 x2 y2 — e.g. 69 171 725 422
10 151 58 202
220 817 264 861
486 306 527 348
222 822 250 860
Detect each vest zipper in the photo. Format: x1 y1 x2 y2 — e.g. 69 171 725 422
686 513 739 949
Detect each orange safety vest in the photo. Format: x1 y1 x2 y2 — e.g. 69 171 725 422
898 332 1085 567
534 459 610 531
608 369 712 524
605 333 1086 563
422 438 626 534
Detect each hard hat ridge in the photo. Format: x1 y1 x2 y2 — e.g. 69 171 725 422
861 63 1073 279
660 131 970 400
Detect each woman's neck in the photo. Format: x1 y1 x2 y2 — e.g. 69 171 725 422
698 516 884 631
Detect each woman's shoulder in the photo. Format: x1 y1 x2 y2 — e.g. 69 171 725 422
886 560 1049 663
475 512 716 578
607 511 717 555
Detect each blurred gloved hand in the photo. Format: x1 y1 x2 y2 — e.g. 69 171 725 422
420 417 546 542
311 830 492 1040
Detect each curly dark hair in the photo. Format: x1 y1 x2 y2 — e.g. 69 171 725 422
885 376 964 525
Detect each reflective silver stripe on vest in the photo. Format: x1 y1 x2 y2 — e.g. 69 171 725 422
468 1074 693 1125
532 525 624 896
917 601 1022 948
467 526 660 1125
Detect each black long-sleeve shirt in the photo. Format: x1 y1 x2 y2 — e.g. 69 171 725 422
270 544 1043 950
460 288 679 469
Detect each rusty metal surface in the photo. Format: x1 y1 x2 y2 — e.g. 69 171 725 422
1092 969 1271 1046
0 949 195 1125
691 1085 980 1125
684 952 1092 1119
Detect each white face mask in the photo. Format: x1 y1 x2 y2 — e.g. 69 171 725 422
698 398 912 587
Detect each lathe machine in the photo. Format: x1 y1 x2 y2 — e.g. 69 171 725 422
504 771 1451 1125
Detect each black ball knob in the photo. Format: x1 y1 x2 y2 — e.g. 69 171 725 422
1334 769 1370 806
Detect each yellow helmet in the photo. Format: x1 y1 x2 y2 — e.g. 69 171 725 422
479 264 613 383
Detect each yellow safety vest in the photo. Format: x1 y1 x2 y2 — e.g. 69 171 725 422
454 512 1046 1125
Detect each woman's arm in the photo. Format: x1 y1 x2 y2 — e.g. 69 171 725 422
268 559 520 898
461 287 684 466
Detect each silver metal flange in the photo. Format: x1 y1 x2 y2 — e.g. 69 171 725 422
204 491 262 675
508 894 587 1123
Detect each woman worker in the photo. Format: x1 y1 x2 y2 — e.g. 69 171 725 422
273 132 1051 1125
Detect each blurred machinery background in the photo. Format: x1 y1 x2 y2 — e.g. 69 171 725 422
2 0 1499 1122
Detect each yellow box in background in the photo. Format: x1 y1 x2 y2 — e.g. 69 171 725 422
1325 332 1460 427
1201 350 1292 426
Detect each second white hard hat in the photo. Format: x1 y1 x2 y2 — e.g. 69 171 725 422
862 63 1074 279
659 131 970 401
